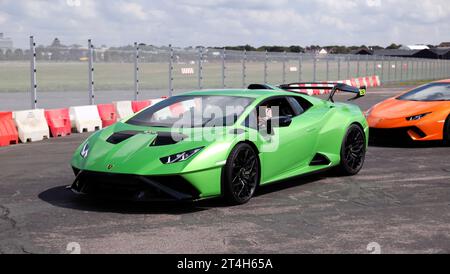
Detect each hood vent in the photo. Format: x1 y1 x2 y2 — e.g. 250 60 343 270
150 132 187 146
106 130 143 144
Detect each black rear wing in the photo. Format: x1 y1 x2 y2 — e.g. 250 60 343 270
278 82 366 102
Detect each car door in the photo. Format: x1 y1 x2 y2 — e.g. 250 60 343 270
252 96 319 183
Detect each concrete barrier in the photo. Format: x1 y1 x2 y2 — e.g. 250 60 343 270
114 101 134 120
69 105 102 133
13 109 50 143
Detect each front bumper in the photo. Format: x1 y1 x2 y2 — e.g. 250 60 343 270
369 126 427 143
71 168 202 201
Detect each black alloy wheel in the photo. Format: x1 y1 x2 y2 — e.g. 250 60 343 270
223 143 260 205
338 124 366 175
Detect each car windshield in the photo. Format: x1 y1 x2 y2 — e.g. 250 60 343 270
126 95 254 128
397 83 450 101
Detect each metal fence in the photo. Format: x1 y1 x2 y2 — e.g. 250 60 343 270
1 37 450 110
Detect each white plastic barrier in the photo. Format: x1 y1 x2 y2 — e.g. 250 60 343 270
69 105 102 133
13 109 50 143
114 101 134 120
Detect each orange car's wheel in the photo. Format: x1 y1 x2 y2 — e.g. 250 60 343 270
444 115 450 145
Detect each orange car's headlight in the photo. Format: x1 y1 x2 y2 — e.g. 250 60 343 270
406 112 431 121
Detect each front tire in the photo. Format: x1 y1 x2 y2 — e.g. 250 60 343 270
337 124 366 176
444 115 450 146
223 143 260 205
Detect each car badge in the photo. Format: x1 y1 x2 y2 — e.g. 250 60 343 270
107 164 113 170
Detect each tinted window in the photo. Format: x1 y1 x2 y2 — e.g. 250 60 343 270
397 83 450 101
127 95 254 128
243 97 294 130
287 97 304 116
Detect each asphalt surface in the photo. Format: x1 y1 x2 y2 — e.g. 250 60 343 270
1 87 450 254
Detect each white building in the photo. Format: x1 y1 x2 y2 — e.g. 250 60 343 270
400 45 430 51
318 48 328 55
0 33 13 53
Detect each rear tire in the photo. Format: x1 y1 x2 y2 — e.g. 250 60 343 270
223 143 260 205
337 124 366 176
444 115 450 146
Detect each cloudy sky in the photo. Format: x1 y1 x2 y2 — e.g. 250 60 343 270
0 0 449 49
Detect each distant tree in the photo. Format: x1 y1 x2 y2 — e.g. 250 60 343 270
51 38 62 48
386 43 401 49
288 45 305 53
4 49 13 60
14 49 24 60
224 45 256 51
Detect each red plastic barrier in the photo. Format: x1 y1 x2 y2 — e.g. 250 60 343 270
132 100 151 113
0 111 19 146
97 104 117 127
169 102 186 117
44 108 71 137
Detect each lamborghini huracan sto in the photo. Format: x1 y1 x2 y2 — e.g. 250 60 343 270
71 83 368 204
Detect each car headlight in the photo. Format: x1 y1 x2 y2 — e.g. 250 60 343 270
80 143 89 159
406 113 431 121
160 147 203 164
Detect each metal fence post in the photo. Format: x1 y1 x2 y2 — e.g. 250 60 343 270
400 58 404 81
221 48 226 88
387 57 391 82
282 51 287 84
365 55 369 78
313 55 317 82
413 59 417 80
264 50 268 84
347 55 350 79
298 53 302 82
326 57 329 81
168 44 174 96
433 60 436 80
242 49 247 88
29 36 37 109
394 58 398 81
422 60 425 80
198 47 203 89
356 55 360 77
133 42 139 100
380 56 384 82
88 39 95 105
373 55 376 77
337 56 341 81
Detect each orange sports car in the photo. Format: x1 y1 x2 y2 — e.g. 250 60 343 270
366 80 450 144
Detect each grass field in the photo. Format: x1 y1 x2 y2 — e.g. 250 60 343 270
0 59 439 93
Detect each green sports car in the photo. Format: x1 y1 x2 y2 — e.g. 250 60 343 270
71 83 368 204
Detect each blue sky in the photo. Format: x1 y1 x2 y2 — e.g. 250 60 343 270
0 0 449 48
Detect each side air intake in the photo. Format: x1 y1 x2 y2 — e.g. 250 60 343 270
309 153 331 166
